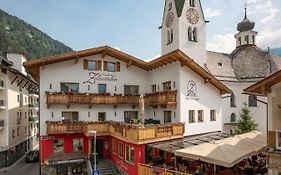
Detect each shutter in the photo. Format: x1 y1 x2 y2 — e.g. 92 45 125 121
104 61 108 71
83 59 88 70
97 60 102 71
116 62 120 72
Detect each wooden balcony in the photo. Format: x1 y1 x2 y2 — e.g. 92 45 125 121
46 121 184 144
144 91 177 108
138 163 191 175
46 92 139 108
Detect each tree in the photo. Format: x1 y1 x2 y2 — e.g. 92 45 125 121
235 103 257 135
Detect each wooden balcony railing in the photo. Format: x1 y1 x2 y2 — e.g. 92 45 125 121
138 163 191 175
144 91 177 108
46 92 140 107
46 121 184 144
46 91 177 108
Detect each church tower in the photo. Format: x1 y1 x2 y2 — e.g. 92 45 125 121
234 6 258 47
161 0 207 66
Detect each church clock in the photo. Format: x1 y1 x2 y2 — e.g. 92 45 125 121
165 12 174 28
186 8 199 24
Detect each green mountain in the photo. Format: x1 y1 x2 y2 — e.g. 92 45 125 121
0 9 73 60
270 47 281 57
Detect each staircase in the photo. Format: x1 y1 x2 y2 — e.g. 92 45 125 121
94 159 121 175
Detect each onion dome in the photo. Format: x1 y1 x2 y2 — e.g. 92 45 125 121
237 7 255 32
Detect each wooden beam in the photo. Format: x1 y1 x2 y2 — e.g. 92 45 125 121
102 49 107 58
127 60 133 68
17 78 24 87
11 75 18 85
75 56 79 64
204 78 211 84
22 81 29 89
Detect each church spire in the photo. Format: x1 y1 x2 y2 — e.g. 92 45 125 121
244 3 247 19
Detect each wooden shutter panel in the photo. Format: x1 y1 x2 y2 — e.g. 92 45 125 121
104 61 108 71
83 59 88 69
97 60 102 71
116 62 120 72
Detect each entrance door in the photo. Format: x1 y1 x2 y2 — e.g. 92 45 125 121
98 112 106 121
92 139 104 159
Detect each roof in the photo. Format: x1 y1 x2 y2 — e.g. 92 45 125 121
24 46 232 95
206 45 281 82
244 69 281 96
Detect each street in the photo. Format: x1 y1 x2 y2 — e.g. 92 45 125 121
0 156 40 175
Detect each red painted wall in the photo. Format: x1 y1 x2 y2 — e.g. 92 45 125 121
110 137 146 175
40 138 53 164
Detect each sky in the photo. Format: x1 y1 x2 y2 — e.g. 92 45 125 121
0 0 281 61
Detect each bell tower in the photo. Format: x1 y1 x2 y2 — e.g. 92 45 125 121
161 0 207 66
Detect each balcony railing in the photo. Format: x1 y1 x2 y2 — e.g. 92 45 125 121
29 116 39 123
46 92 140 107
144 91 177 108
46 121 184 144
0 120 4 129
46 91 177 108
28 103 39 108
138 163 191 175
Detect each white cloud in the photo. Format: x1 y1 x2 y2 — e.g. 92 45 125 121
205 8 222 18
207 33 235 53
258 28 281 48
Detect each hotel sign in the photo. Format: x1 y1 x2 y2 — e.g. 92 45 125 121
48 158 85 165
186 80 199 100
83 72 118 85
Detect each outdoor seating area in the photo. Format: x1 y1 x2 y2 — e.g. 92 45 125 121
145 131 267 175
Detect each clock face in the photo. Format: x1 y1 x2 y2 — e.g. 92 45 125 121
165 12 174 28
186 8 199 24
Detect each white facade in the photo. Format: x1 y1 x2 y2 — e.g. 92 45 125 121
39 52 224 137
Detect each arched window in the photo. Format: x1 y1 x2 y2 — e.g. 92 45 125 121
190 0 195 7
230 113 236 122
170 29 174 43
238 37 241 46
230 94 236 107
167 30 170 44
188 27 192 41
245 35 249 45
249 95 257 107
193 28 197 42
252 35 255 45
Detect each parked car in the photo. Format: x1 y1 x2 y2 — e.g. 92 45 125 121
25 150 39 163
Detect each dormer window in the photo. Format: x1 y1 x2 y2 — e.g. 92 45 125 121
190 0 195 7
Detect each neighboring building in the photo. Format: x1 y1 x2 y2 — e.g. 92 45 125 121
244 70 281 174
0 53 39 167
160 0 281 134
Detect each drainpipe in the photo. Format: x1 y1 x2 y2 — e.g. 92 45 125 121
256 98 268 146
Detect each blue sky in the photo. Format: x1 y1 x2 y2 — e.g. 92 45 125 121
1 0 281 60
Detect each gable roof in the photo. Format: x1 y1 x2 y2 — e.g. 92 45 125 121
24 46 232 95
244 69 281 96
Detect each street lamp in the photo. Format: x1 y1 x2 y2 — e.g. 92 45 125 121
89 130 97 171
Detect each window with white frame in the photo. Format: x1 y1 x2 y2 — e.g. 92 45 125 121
125 145 135 164
73 138 83 151
210 110 216 121
198 110 204 122
118 142 123 159
53 139 64 153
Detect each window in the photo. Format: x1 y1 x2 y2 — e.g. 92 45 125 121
62 112 79 122
190 0 195 7
107 62 116 72
88 112 90 118
188 27 192 41
230 113 236 122
53 139 64 153
98 112 106 121
193 28 197 42
112 139 117 154
61 83 79 93
167 30 171 44
210 110 216 121
238 37 241 46
164 111 172 123
170 29 174 43
118 142 123 158
230 94 236 107
124 85 139 95
245 35 249 44
88 61 97 70
125 145 135 164
252 35 255 45
277 132 281 150
163 81 171 91
198 110 204 122
98 84 107 94
124 111 138 123
152 85 157 93
249 95 257 107
73 138 83 151
12 130 15 138
168 2 172 11
17 126 20 136
49 83 52 90
17 95 20 102
189 110 195 123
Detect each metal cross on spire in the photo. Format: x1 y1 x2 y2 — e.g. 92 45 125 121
244 3 248 19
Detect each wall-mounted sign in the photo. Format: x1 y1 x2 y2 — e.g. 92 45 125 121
41 136 54 140
48 158 85 165
186 80 199 100
83 72 118 85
